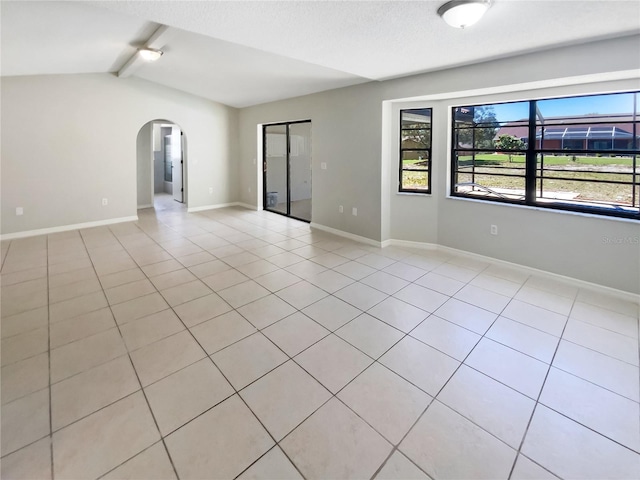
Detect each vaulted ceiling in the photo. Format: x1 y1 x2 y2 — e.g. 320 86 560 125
2 1 639 107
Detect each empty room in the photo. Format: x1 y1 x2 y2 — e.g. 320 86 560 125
1 1 639 479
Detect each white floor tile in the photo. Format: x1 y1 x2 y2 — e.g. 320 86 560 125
393 284 448 313
336 313 404 359
410 315 480 361
563 318 639 366
295 334 372 393
539 368 640 451
367 297 428 333
486 316 559 363
240 360 331 440
2 206 637 480
438 365 535 448
465 338 548 399
165 395 274 480
379 336 459 396
400 401 516 480
522 405 640 480
338 363 431 444
280 398 392 479
433 298 497 335
552 340 639 402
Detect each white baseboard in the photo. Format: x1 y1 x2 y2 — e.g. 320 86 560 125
385 239 640 302
385 238 439 251
0 216 139 241
188 202 258 213
304 225 638 300
235 202 259 211
137 204 153 210
310 222 382 247
187 202 239 213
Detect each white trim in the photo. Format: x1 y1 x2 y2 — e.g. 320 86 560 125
187 202 238 213
235 202 259 211
386 239 639 302
187 202 258 213
444 194 640 224
137 204 153 209
300 221 639 299
386 239 439 251
310 222 382 247
0 216 139 240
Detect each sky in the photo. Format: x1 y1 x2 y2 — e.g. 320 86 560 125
481 91 638 123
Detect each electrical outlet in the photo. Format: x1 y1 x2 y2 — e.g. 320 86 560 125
352 207 358 216
490 224 498 235
339 205 343 213
321 162 327 170
102 198 108 206
209 187 213 194
248 187 252 193
16 207 23 216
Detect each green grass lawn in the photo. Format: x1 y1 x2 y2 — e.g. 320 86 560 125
456 153 635 166
402 154 638 204
403 154 635 166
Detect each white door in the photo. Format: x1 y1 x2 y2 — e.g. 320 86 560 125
171 127 183 203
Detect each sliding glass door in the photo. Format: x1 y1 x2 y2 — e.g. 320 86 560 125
264 124 288 215
263 120 312 222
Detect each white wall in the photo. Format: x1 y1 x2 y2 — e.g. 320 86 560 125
1 73 238 234
238 35 640 293
136 122 153 207
239 82 384 240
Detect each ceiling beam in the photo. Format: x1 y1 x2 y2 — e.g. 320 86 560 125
146 25 175 49
117 25 174 78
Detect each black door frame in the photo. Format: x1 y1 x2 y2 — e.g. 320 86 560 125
263 120 311 223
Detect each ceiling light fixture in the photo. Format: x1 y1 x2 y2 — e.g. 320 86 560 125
437 0 490 29
138 48 163 62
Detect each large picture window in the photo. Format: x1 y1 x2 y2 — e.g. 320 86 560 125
400 108 432 193
451 91 640 220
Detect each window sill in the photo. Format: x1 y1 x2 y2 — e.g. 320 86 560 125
397 191 432 197
446 194 639 223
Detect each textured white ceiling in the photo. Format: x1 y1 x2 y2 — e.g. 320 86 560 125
2 0 639 107
93 0 640 80
134 30 367 107
0 1 158 76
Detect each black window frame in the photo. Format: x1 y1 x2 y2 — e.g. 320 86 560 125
450 92 640 221
400 108 433 194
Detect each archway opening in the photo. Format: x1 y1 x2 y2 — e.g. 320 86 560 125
136 119 187 212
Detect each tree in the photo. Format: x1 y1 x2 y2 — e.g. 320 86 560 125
494 134 525 163
455 106 499 150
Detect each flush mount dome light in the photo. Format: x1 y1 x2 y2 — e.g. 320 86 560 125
138 48 163 62
437 0 490 28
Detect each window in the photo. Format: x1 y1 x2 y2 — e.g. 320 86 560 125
451 92 640 220
400 108 432 193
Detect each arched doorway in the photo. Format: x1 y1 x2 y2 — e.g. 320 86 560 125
136 119 187 211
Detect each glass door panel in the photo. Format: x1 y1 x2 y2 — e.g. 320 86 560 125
264 124 288 215
288 122 312 221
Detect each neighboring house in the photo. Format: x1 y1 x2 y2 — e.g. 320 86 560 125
495 114 639 151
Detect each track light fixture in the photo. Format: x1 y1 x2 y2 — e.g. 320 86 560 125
138 48 163 62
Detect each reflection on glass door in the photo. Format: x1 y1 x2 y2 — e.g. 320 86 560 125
264 124 288 215
263 121 312 222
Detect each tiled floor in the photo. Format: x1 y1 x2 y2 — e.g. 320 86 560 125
1 203 639 480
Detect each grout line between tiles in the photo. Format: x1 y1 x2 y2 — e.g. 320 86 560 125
506 285 578 479
106 217 307 480
46 235 54 480
78 227 182 480
2 207 638 480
